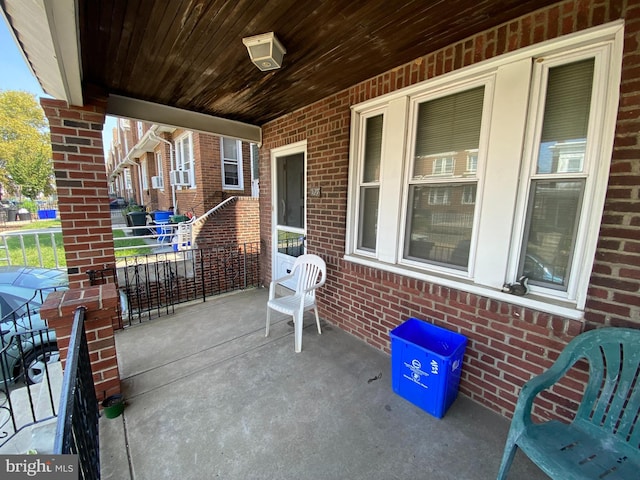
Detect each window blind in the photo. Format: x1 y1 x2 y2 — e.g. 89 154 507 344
414 86 484 158
540 59 594 143
363 114 383 183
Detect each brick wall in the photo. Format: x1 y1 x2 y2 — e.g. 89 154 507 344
41 98 115 289
193 196 260 249
41 284 121 402
151 132 253 217
260 0 640 420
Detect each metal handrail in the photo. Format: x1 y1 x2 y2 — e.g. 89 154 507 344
191 196 237 224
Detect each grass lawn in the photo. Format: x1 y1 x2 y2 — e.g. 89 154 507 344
2 221 65 268
1 221 152 268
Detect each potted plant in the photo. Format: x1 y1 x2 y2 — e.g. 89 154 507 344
102 394 125 418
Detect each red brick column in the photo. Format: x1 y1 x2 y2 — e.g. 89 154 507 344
40 98 115 289
41 284 121 402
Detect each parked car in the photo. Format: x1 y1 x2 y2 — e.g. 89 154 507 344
109 196 127 209
0 267 68 385
523 253 565 286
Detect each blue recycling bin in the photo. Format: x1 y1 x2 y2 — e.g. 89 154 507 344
37 209 57 219
390 318 467 418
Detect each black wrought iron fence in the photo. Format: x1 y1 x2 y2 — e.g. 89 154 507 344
89 242 261 327
0 288 62 449
54 306 99 479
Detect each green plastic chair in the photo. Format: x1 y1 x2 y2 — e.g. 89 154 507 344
497 327 640 480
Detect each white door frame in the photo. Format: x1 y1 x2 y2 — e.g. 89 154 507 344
271 140 307 286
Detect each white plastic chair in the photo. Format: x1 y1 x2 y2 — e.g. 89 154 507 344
265 254 326 352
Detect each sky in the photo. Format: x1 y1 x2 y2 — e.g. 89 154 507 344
0 15 116 156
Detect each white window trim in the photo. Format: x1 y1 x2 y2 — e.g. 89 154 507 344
141 159 148 190
221 137 244 191
399 74 494 282
345 21 624 319
124 168 132 190
270 140 308 272
155 151 164 191
351 107 387 257
250 143 260 198
175 133 195 189
508 46 617 305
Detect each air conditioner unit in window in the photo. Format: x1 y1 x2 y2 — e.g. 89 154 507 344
151 176 163 189
170 170 191 186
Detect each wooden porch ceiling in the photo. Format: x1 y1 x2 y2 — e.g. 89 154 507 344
80 0 559 126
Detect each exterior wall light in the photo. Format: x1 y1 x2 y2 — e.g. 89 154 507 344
242 32 286 71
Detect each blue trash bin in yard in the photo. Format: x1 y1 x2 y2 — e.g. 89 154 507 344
390 318 467 418
37 209 57 219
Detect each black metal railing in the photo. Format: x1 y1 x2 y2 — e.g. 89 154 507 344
277 236 304 257
0 289 61 449
89 242 261 327
54 306 99 480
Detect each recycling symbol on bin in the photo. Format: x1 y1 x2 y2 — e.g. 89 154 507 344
411 359 422 381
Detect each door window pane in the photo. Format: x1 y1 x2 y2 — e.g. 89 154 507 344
277 229 304 257
519 180 584 288
276 153 304 228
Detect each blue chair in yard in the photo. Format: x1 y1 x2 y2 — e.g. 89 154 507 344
497 327 640 480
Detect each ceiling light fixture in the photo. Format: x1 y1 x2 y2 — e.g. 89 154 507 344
242 32 286 71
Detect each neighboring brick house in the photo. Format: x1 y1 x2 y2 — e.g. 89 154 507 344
104 119 260 249
105 119 258 216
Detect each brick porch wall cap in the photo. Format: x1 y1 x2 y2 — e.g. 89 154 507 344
41 284 118 319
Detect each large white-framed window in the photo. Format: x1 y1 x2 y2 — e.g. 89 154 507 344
155 152 164 190
175 133 195 188
250 143 260 197
141 159 148 190
345 22 623 317
124 168 132 193
221 137 244 190
510 51 609 299
403 83 487 271
353 110 385 254
137 121 144 141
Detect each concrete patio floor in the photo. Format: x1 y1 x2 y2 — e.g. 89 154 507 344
99 288 546 480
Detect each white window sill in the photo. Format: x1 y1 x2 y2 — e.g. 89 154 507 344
343 254 585 321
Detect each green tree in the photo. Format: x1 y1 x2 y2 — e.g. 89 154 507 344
0 90 53 199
